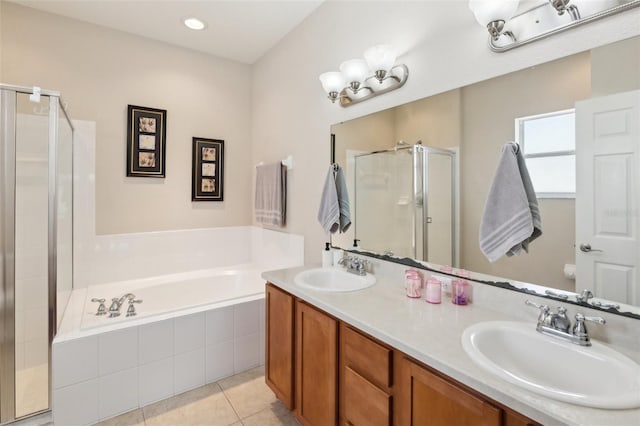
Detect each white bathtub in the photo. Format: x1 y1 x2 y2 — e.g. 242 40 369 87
53 264 274 425
80 264 266 330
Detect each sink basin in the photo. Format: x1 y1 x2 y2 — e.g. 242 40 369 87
462 321 640 409
294 268 376 292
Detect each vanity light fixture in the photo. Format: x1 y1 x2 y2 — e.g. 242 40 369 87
183 17 207 31
469 0 640 52
319 44 409 107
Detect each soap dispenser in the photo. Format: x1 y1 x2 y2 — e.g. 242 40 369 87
322 242 333 268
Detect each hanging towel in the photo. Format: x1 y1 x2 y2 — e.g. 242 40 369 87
255 162 286 227
317 166 340 233
479 142 542 262
334 165 351 233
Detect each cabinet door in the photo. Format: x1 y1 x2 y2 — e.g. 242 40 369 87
398 357 501 426
265 284 295 409
296 301 338 426
343 366 391 426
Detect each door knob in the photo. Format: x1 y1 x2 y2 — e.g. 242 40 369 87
579 243 602 253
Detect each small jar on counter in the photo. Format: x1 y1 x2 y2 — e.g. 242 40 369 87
451 279 469 305
425 278 442 304
404 269 422 299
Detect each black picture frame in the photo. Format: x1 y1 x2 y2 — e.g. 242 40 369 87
192 137 224 201
126 105 167 178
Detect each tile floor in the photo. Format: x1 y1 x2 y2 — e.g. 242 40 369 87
94 366 298 426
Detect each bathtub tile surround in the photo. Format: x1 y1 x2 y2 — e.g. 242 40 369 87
53 299 266 425
98 327 139 376
74 226 304 289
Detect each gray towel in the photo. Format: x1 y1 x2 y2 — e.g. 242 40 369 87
255 163 286 227
317 166 340 233
479 142 542 262
335 165 351 233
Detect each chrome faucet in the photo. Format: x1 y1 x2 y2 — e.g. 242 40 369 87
108 293 136 317
525 300 605 346
338 255 368 276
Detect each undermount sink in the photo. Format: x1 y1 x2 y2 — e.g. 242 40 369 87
294 267 376 292
462 321 640 409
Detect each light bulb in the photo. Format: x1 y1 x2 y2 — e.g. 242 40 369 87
468 0 519 26
339 59 370 86
319 72 345 94
183 17 206 30
364 44 397 74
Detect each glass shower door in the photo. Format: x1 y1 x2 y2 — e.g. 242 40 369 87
14 92 51 418
355 148 415 258
0 86 72 422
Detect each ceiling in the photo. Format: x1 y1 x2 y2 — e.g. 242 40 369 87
8 0 325 64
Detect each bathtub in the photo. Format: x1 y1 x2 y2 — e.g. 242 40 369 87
53 263 276 425
80 264 266 330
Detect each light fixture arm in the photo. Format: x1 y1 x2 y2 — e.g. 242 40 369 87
338 64 409 107
488 0 639 53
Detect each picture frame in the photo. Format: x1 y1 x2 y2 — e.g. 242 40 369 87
192 137 224 201
126 105 167 177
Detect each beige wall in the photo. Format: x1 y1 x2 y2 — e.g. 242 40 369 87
394 89 462 150
591 36 640 97
1 2 253 234
460 52 591 291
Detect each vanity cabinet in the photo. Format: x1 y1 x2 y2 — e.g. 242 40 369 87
340 324 393 426
397 357 501 425
265 284 295 409
295 300 339 426
265 282 540 426
396 357 541 426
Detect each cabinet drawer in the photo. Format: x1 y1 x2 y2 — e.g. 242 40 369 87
342 325 392 389
343 366 391 426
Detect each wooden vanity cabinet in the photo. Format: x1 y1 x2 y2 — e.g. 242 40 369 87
265 284 295 409
295 300 339 426
264 282 540 426
396 356 541 426
340 324 393 426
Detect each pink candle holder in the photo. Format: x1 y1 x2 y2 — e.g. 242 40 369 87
404 269 422 298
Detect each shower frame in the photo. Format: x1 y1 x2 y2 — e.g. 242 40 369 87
354 144 458 265
0 84 74 424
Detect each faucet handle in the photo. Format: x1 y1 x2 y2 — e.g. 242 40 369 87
525 300 549 312
91 298 107 316
572 313 605 345
575 313 605 325
525 300 550 323
576 289 594 303
126 299 142 317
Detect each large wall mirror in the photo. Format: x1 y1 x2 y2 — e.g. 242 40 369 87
331 36 640 317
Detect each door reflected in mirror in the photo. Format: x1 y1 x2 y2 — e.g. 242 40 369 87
331 36 640 314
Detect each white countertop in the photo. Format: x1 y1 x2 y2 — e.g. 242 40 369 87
262 264 640 426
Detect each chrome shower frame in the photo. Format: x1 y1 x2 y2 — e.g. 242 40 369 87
0 84 74 424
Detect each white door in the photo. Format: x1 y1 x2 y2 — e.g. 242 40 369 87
575 90 640 306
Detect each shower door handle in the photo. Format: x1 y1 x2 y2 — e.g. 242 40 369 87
426 217 432 224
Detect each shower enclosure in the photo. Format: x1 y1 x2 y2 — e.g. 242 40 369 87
354 144 457 266
0 85 73 423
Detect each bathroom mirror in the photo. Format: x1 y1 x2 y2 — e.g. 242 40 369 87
331 36 640 317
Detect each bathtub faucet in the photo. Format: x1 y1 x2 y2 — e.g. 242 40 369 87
108 293 136 317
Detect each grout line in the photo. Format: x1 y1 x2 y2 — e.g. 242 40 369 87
219 381 243 424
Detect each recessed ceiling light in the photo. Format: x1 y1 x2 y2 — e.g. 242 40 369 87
183 17 206 31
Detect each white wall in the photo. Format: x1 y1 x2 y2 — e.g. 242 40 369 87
252 1 640 264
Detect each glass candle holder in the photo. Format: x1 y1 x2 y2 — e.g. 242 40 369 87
452 279 469 305
405 270 422 298
425 278 442 304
